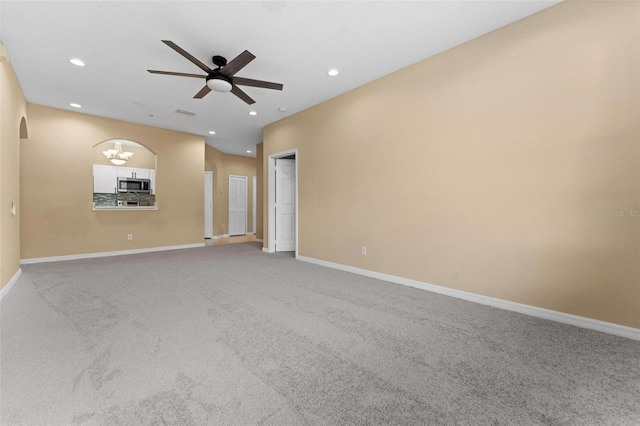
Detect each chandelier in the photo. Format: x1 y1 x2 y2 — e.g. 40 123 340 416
102 142 133 166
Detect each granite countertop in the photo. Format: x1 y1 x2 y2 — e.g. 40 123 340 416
93 204 158 211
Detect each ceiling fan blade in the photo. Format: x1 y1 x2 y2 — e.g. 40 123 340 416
233 77 283 91
231 85 255 105
162 40 212 73
194 85 212 99
221 50 256 77
147 70 207 79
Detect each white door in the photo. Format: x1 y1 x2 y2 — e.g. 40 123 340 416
229 175 247 236
252 176 257 234
275 159 295 252
204 172 213 238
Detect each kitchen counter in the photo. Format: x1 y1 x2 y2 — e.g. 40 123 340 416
93 204 158 211
92 193 156 209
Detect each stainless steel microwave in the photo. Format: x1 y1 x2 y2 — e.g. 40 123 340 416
117 178 151 193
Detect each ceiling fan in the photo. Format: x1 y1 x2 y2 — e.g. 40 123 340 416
147 40 283 105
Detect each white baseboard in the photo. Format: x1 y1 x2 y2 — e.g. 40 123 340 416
0 268 22 301
211 234 230 240
20 243 205 265
262 247 274 253
296 255 640 342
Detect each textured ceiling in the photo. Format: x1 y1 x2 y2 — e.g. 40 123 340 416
0 1 559 157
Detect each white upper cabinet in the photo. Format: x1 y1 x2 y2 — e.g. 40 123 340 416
93 165 155 194
115 167 134 178
150 169 156 195
114 167 150 179
93 165 118 193
133 168 150 179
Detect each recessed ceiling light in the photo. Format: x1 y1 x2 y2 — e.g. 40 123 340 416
327 69 339 77
246 150 252 153
69 58 85 67
70 103 82 108
279 107 288 112
208 131 216 135
249 111 257 116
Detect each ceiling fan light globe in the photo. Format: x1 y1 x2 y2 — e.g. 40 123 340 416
207 78 232 93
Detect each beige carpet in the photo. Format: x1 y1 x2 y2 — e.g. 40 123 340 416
1 242 639 425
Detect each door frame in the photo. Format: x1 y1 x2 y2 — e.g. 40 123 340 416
266 149 298 256
252 176 257 234
204 171 213 239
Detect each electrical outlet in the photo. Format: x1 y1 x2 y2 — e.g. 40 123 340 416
361 246 367 255
128 234 133 241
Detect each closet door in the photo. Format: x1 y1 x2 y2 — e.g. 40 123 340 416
228 175 247 236
275 159 295 252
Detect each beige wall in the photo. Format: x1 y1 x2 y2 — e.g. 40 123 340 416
0 50 28 289
264 2 640 328
21 104 205 259
205 145 256 236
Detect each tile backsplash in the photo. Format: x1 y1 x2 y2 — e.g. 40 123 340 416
93 193 156 207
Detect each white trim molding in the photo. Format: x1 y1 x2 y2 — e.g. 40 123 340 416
211 234 230 240
296 255 640 342
20 243 205 265
0 268 22 300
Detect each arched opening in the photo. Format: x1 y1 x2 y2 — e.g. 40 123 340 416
93 139 156 167
19 117 28 139
92 139 157 209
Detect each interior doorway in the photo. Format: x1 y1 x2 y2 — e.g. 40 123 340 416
267 150 298 254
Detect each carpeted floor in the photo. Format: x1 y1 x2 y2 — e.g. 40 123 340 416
1 242 639 425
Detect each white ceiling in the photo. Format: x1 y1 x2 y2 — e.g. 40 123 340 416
0 1 559 157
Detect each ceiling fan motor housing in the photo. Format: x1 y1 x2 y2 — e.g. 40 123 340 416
207 70 233 92
212 55 227 68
